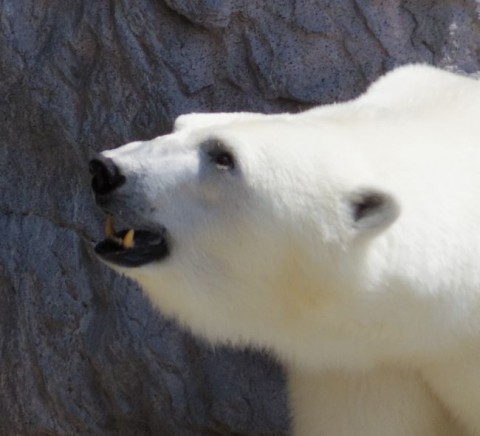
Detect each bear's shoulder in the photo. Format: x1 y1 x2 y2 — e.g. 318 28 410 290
358 64 478 111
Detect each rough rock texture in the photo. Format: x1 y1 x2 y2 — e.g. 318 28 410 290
1 0 479 434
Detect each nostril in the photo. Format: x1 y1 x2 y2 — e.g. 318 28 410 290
89 156 126 196
88 159 104 176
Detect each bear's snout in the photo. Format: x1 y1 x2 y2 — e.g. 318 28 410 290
89 155 126 196
89 153 171 267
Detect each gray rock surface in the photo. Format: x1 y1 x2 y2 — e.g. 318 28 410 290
1 0 479 434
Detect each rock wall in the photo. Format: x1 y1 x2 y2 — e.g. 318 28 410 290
1 0 479 434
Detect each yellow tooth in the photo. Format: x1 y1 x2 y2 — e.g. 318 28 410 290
123 229 135 249
106 215 116 239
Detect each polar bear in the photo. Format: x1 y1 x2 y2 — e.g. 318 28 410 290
89 65 480 436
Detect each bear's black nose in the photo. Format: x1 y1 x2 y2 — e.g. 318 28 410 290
89 156 125 196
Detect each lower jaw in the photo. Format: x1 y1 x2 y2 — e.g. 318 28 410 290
95 228 170 267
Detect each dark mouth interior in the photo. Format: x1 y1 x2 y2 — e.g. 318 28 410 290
95 226 170 267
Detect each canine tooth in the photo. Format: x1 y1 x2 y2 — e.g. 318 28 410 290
123 229 135 249
106 216 116 239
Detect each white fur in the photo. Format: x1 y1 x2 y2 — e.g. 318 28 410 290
100 65 480 435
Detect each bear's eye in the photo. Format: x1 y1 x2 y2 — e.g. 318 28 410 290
208 145 235 170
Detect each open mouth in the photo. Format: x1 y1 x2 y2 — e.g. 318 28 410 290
95 216 170 267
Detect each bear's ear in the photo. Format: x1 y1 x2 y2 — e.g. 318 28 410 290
346 188 400 231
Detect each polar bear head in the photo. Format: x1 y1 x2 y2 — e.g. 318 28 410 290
90 111 400 360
